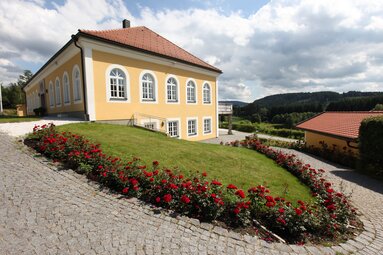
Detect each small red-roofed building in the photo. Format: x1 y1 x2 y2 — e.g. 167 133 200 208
296 111 383 154
23 20 222 141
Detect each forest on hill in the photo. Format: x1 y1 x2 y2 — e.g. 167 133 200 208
235 91 383 127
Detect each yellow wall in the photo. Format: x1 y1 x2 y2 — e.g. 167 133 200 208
305 131 359 154
92 50 217 141
26 53 84 115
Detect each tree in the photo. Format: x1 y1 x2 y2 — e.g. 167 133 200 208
1 70 33 108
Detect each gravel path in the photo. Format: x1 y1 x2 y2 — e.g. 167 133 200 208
1 132 383 254
0 117 82 137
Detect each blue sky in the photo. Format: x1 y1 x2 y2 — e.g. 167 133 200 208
1 0 383 101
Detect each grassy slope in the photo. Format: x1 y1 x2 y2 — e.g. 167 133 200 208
57 123 314 203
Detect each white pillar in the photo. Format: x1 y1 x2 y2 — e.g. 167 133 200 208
0 84 3 114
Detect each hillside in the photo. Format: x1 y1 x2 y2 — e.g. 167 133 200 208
237 91 383 125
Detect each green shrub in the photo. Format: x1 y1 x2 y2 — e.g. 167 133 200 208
232 123 256 132
359 116 383 177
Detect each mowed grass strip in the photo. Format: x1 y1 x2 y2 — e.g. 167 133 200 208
57 123 314 203
0 116 40 123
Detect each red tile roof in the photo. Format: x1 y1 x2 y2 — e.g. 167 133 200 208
79 27 222 73
296 111 383 140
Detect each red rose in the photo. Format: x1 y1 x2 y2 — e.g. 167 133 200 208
235 189 246 199
163 194 172 203
149 178 154 182
130 178 138 186
202 172 207 177
181 195 191 204
155 197 161 203
153 160 159 166
227 184 238 190
211 180 222 186
278 208 285 213
295 208 303 216
133 186 139 191
122 187 129 194
233 208 240 214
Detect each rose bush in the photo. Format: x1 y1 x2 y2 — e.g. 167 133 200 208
29 124 358 243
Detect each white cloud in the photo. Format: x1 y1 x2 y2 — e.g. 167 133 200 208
1 0 383 101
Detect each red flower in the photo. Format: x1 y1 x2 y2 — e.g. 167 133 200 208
169 183 178 190
153 160 159 166
211 180 222 186
235 189 246 199
227 184 238 190
295 208 303 216
98 165 103 169
130 178 139 186
233 208 240 214
277 217 286 225
181 195 191 204
133 186 139 191
155 197 161 203
163 194 172 203
278 208 285 214
122 187 129 194
161 179 167 184
149 178 154 182
202 172 207 177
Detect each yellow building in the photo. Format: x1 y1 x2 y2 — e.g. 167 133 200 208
23 20 222 141
296 111 383 154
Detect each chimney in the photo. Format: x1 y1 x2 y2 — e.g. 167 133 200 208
122 19 130 28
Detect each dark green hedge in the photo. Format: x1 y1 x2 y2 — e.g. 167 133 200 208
359 116 383 177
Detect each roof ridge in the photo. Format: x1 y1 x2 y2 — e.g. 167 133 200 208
79 26 146 33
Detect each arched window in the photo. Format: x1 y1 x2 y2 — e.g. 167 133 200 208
49 81 54 107
166 77 178 102
109 68 127 99
203 83 211 104
72 65 82 102
55 77 61 106
63 72 70 105
186 80 196 103
141 73 155 101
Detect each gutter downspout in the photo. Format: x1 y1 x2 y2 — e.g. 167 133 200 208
71 34 89 121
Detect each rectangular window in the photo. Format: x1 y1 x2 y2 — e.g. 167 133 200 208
187 119 197 136
167 85 177 102
204 118 211 134
168 121 179 137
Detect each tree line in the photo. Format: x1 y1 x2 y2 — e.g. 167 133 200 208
1 70 33 109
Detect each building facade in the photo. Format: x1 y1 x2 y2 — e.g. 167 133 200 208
23 20 222 141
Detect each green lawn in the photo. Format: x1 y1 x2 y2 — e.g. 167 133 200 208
0 115 40 123
57 123 314 203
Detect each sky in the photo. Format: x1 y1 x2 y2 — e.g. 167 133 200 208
1 0 383 102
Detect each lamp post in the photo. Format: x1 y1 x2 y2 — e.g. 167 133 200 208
0 84 3 115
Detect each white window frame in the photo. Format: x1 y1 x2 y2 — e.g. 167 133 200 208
186 117 198 137
186 79 197 104
166 118 181 139
165 75 180 104
139 70 158 104
105 64 130 103
55 77 62 107
203 116 213 135
202 82 212 105
49 81 55 108
72 65 82 104
63 72 71 106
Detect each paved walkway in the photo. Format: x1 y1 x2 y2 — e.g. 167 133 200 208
203 129 297 144
1 133 383 254
0 117 83 137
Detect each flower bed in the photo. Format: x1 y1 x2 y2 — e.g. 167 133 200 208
28 124 359 244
